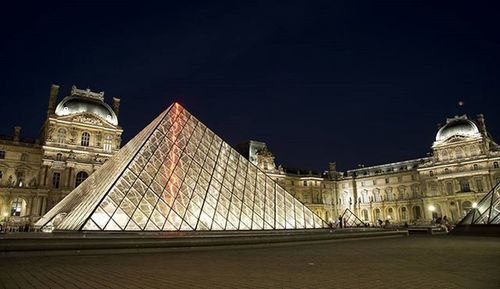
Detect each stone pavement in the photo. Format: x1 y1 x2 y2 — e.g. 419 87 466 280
0 235 498 289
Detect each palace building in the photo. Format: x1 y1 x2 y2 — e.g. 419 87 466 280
249 114 499 225
1 84 499 229
0 85 122 227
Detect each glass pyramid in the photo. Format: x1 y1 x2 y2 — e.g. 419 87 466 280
340 208 366 227
36 103 326 231
459 182 500 225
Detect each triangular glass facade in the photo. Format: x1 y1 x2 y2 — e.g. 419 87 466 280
459 182 500 225
341 208 366 227
36 103 326 231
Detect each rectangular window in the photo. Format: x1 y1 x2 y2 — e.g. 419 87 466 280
475 179 483 192
52 172 61 189
303 181 307 186
446 182 453 195
0 150 5 159
385 178 389 184
460 180 470 192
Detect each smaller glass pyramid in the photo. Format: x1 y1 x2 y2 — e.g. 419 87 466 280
459 182 500 225
341 209 366 227
36 103 327 231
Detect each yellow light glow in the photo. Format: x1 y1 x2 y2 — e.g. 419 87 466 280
472 202 478 208
428 205 435 212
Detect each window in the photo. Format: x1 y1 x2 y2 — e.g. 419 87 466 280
56 153 63 161
429 171 434 177
413 206 422 220
444 168 449 174
103 135 113 152
472 164 479 170
303 181 307 186
494 162 499 169
462 201 472 217
20 153 28 161
411 174 416 181
75 171 89 187
52 172 61 189
401 207 407 220
460 179 470 192
375 209 381 220
385 178 389 184
0 170 2 179
397 176 402 182
475 179 484 192
387 208 394 219
57 128 66 144
10 198 24 216
81 132 90 146
362 209 369 221
446 182 453 195
442 150 448 161
0 150 5 159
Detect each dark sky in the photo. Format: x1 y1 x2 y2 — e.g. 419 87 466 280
1 1 499 172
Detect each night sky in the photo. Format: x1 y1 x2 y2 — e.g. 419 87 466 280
1 1 499 172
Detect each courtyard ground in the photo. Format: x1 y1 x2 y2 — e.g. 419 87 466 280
0 235 498 289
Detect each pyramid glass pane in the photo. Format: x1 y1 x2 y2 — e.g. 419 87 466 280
459 183 500 225
36 103 327 232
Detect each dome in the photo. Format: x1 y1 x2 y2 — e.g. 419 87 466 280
55 96 118 125
435 117 480 142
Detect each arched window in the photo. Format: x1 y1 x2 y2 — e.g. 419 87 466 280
75 171 89 187
462 201 472 217
57 128 66 144
103 135 113 152
401 207 407 220
56 153 63 161
11 198 25 216
472 164 479 170
387 207 394 219
413 206 422 220
81 132 90 147
374 208 381 220
494 162 499 169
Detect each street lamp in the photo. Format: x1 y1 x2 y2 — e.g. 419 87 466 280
472 202 478 209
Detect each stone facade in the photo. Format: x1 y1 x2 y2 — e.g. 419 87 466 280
0 85 122 229
250 114 499 225
2 84 498 229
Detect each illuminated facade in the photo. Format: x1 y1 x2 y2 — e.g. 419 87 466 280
253 114 499 225
36 103 326 231
0 85 122 228
342 115 499 225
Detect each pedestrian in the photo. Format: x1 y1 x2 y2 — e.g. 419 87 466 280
339 215 343 228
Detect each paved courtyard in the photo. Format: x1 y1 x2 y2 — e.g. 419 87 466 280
0 235 498 289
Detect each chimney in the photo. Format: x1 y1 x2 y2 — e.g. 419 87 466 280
13 126 21 142
47 84 60 116
476 114 486 134
112 97 121 118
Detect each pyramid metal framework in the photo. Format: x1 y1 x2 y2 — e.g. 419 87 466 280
36 103 326 231
459 182 500 225
340 208 366 227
